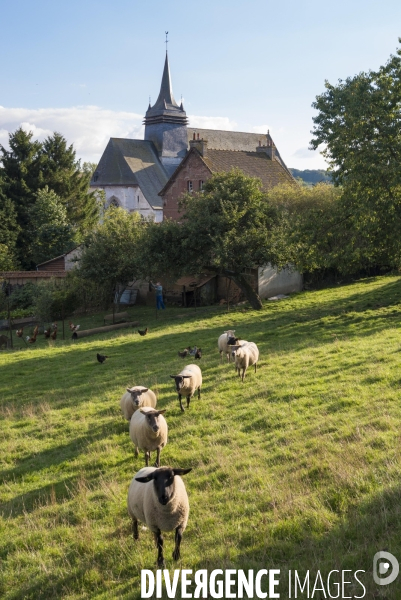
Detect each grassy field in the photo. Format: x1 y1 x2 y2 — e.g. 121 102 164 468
1 275 401 599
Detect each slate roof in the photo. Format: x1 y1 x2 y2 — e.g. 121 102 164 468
187 127 292 176
90 138 169 209
202 149 293 189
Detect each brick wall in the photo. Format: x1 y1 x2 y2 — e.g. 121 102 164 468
161 151 211 221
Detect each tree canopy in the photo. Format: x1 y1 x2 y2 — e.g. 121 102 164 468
310 39 401 270
143 170 278 309
0 128 100 269
78 207 145 304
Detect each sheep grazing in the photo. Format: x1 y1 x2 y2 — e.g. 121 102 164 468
231 341 259 381
120 386 157 421
170 364 202 412
217 330 237 362
128 466 192 567
129 407 168 467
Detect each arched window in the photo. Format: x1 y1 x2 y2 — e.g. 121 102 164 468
108 196 120 208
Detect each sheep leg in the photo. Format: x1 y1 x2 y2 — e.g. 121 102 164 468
155 529 165 567
145 451 150 466
254 363 257 373
172 526 183 561
178 394 185 412
132 518 139 540
241 368 246 382
135 446 139 457
198 386 201 399
155 447 160 468
186 395 190 409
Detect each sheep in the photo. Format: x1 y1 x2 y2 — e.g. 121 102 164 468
170 364 202 412
217 330 237 362
120 386 157 421
128 466 192 567
129 407 168 467
231 341 259 381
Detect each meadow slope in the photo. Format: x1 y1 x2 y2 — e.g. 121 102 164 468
1 275 401 599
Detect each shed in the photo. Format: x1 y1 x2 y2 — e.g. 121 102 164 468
36 247 82 272
166 274 217 307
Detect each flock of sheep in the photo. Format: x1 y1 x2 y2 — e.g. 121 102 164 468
122 330 259 567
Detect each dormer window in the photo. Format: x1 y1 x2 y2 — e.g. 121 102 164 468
187 181 193 193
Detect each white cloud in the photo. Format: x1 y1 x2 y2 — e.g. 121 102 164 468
0 106 240 163
251 124 270 134
0 106 144 162
188 115 237 131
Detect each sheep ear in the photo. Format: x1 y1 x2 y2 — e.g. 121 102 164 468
157 410 167 415
135 474 154 483
141 388 148 393
139 409 147 414
126 388 133 393
170 375 177 379
173 468 192 477
182 375 192 379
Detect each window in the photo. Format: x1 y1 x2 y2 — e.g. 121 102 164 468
187 180 193 193
109 197 119 207
199 180 204 191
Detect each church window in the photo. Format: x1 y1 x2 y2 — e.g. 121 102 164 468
109 197 119 207
187 181 193 193
199 180 204 190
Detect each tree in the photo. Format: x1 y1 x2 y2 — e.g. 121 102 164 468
310 40 401 269
143 170 278 310
0 129 100 268
29 187 76 266
78 207 145 305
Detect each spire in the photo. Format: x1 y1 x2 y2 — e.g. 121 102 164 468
152 52 179 111
144 47 188 126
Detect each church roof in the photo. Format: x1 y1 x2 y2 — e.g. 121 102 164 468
158 146 294 197
202 149 293 188
144 53 188 125
187 128 292 176
90 138 169 209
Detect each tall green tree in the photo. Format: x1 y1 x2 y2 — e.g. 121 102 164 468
78 207 144 304
0 129 100 268
29 186 76 266
310 40 401 269
143 170 278 309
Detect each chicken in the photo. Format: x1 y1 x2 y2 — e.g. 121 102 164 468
97 353 108 364
178 348 189 358
195 348 202 359
16 327 24 338
69 321 80 332
44 327 51 339
26 325 39 344
189 345 198 356
138 327 148 336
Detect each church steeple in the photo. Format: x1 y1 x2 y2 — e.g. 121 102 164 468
144 51 188 125
144 46 188 176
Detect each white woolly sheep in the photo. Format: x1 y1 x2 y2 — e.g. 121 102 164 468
231 341 259 381
128 465 192 567
120 386 157 421
170 364 202 412
217 330 237 362
129 407 168 467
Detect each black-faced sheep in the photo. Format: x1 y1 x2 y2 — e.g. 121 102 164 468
170 364 202 412
129 407 168 467
128 466 192 567
120 386 157 421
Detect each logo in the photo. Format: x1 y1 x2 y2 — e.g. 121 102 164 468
373 551 399 585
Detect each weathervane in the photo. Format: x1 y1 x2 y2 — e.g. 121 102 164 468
165 31 168 52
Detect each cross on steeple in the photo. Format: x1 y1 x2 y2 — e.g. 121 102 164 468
165 31 168 53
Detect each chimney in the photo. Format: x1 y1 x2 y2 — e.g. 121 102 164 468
256 131 276 160
189 137 208 157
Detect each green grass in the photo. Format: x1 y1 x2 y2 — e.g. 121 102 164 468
1 275 401 599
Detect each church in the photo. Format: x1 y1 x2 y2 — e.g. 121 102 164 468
90 51 295 221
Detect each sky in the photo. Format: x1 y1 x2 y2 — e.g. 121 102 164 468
1 0 401 170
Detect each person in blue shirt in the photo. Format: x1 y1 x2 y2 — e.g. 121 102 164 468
151 281 165 310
